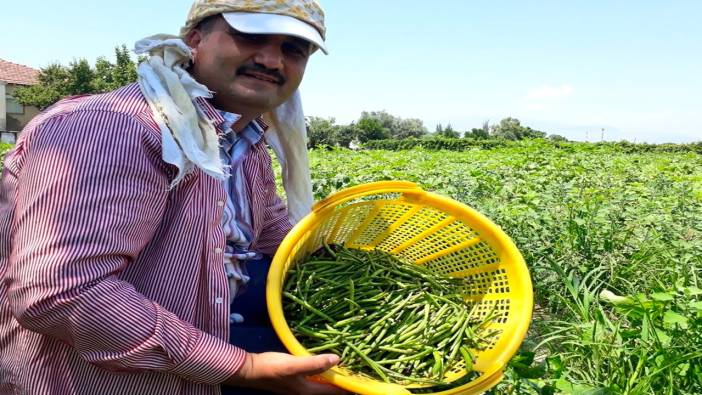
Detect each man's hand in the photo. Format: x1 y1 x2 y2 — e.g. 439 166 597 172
224 352 349 395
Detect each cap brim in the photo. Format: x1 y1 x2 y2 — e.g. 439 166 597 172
222 12 328 55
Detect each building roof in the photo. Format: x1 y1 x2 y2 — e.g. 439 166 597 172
0 59 39 85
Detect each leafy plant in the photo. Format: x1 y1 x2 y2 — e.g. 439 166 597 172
274 141 702 394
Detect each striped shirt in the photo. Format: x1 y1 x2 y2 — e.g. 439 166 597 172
218 118 266 311
0 83 293 395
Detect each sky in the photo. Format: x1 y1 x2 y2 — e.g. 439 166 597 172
2 0 701 143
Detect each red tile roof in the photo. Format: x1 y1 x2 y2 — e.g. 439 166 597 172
0 59 39 85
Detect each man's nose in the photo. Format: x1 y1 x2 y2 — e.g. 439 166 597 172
253 43 284 70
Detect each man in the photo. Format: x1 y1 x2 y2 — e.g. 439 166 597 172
0 1 346 394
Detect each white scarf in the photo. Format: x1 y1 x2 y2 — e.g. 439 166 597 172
134 35 313 224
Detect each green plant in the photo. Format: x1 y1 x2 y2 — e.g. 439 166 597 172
273 141 702 394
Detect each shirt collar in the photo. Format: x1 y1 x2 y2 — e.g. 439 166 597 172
216 111 267 153
193 97 270 136
194 97 231 133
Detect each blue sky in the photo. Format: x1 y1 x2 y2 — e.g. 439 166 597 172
2 1 701 143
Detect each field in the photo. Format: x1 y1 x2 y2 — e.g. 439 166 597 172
2 140 700 394
301 141 702 394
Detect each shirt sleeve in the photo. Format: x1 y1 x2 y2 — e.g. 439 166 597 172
4 110 245 385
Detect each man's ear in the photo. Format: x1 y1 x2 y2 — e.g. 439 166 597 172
185 29 203 57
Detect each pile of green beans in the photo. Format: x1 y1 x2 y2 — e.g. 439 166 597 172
282 244 498 387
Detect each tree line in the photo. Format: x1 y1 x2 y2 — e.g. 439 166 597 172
308 114 566 148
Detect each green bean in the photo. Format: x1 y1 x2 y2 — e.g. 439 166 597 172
378 345 415 354
442 317 471 377
431 351 443 377
459 346 474 371
376 348 433 364
322 242 337 258
306 342 341 353
293 325 330 339
379 365 444 385
283 292 335 322
282 245 497 388
345 342 389 383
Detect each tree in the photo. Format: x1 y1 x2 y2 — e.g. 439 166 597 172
357 112 389 142
464 121 490 139
437 123 460 138
356 116 389 142
307 111 426 147
92 45 139 92
13 45 139 109
490 117 521 140
12 63 70 109
361 111 395 131
490 117 546 140
465 127 491 139
92 57 116 92
467 120 491 139
336 123 359 148
355 110 427 140
112 45 139 87
67 59 96 95
306 116 339 148
548 134 568 141
13 57 97 108
394 118 427 139
523 127 547 139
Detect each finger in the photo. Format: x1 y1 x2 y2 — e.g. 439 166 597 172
287 354 340 376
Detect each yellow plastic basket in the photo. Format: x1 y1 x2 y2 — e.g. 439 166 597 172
267 181 533 395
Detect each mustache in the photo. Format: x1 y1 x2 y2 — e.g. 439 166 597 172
236 64 286 85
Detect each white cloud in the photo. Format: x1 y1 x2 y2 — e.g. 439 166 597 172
525 84 574 100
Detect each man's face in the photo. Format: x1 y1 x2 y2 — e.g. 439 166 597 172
186 16 311 115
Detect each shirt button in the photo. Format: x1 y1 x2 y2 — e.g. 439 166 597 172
217 200 225 207
214 247 223 254
214 297 223 304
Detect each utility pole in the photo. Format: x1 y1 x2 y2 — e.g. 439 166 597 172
601 128 605 142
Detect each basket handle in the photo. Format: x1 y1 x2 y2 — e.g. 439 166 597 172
311 181 423 213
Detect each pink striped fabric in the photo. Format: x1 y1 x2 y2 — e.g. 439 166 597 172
0 83 293 394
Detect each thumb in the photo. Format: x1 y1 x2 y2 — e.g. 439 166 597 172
287 354 340 376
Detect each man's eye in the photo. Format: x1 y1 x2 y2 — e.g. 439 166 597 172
282 42 307 58
232 30 267 43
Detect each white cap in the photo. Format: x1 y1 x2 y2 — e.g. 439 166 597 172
222 12 328 55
